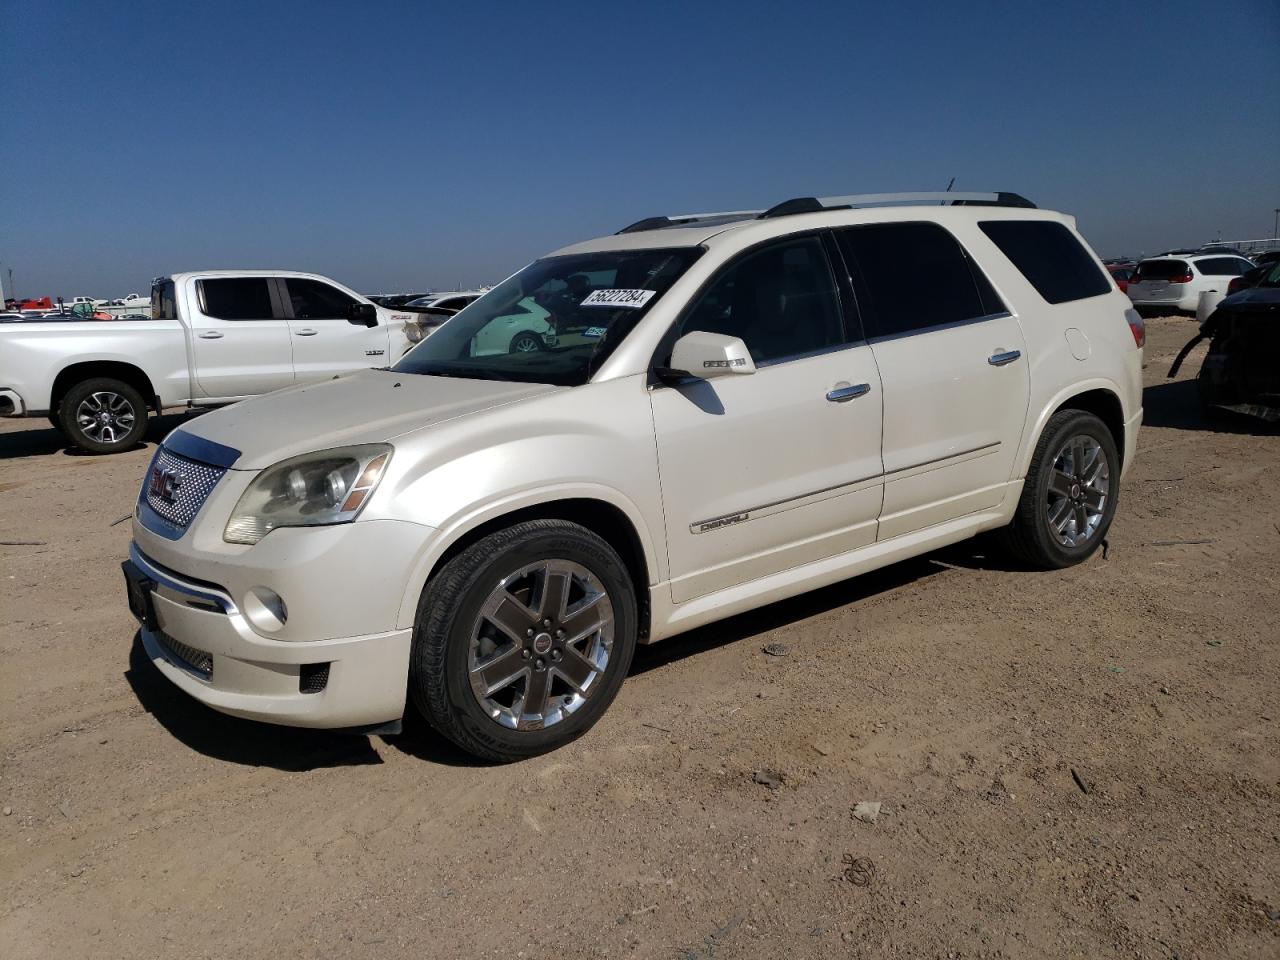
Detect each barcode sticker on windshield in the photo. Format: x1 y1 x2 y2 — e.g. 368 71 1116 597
580 289 656 309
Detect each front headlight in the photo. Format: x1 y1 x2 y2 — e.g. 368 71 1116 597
224 444 392 545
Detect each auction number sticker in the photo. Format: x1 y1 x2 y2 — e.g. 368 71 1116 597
580 289 656 309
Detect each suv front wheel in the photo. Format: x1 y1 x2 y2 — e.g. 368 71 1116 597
1003 409 1120 569
409 519 638 761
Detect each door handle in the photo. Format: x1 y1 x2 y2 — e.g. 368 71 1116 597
826 383 871 403
295 328 318 336
197 331 224 339
988 349 1021 366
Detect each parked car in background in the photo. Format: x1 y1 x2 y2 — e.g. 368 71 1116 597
1127 254 1255 313
1106 262 1135 293
1169 259 1280 420
0 270 416 453
121 190 1143 761
369 293 431 309
1226 251 1280 296
403 291 485 314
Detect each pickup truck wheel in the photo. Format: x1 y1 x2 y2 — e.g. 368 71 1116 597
509 331 544 353
58 378 148 454
409 519 638 762
1002 409 1119 569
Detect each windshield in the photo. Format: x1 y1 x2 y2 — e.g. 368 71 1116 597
392 248 702 385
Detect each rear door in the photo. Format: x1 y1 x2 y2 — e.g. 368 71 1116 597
186 277 295 399
650 233 885 603
836 222 1030 540
280 277 390 381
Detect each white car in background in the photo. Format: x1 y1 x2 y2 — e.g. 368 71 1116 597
1126 254 1255 313
469 295 558 355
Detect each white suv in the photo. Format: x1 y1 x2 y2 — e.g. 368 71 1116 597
123 191 1144 761
1126 253 1255 313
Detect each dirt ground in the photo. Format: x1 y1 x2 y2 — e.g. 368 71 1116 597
1 315 1277 959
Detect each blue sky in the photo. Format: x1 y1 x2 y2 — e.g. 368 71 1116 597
3 0 1278 299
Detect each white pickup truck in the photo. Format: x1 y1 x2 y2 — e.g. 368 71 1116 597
0 270 415 453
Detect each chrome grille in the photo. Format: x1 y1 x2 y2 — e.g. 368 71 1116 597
156 630 213 679
143 448 226 531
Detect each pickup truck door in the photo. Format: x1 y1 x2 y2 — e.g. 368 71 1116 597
650 233 885 604
278 277 391 381
186 277 296 400
835 223 1030 540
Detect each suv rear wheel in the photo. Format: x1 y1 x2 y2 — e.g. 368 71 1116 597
1003 409 1119 569
58 377 148 454
409 519 638 761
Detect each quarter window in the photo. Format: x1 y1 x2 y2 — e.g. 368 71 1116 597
678 235 845 364
837 223 994 338
978 220 1111 304
199 278 275 320
284 278 358 319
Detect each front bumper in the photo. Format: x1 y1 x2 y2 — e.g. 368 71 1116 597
127 543 413 728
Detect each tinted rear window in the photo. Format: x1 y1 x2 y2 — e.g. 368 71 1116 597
837 222 999 338
1134 260 1189 280
1194 257 1251 276
150 281 176 320
978 220 1111 304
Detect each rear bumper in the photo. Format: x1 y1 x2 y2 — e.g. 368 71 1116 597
1121 407 1143 479
128 543 412 728
0 388 26 417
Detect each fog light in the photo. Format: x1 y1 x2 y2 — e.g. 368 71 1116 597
244 587 288 633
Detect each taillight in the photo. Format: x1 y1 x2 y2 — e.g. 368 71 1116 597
1168 273 1193 284
1126 309 1145 348
1227 276 1246 295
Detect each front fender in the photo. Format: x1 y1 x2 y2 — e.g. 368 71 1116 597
391 481 661 631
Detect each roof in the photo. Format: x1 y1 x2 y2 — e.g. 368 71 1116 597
550 200 1070 258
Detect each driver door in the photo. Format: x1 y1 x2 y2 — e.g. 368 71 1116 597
279 277 390 381
650 233 885 603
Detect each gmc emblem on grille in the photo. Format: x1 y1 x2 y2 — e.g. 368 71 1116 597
149 466 183 504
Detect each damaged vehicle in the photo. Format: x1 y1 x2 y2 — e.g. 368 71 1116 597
1169 261 1280 421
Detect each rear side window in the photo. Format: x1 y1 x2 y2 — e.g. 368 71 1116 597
978 220 1111 304
837 222 996 338
199 278 275 320
1194 257 1251 276
1133 260 1189 280
284 278 358 319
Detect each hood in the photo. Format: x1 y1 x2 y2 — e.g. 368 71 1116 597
173 369 559 470
1221 285 1280 311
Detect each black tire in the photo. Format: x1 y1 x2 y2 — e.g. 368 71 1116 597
57 377 148 454
409 519 638 762
1002 410 1120 569
508 331 544 354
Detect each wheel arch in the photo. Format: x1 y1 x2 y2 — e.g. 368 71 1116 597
50 361 158 415
1017 381 1127 479
397 490 658 642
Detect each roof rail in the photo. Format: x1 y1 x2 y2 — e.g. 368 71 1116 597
616 210 763 234
759 191 1035 217
617 192 1036 234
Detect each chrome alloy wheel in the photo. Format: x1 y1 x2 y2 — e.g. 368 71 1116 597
511 333 541 353
76 391 136 444
1045 434 1110 548
468 559 614 731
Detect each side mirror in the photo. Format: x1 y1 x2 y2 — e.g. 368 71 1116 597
348 302 378 327
660 331 757 381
